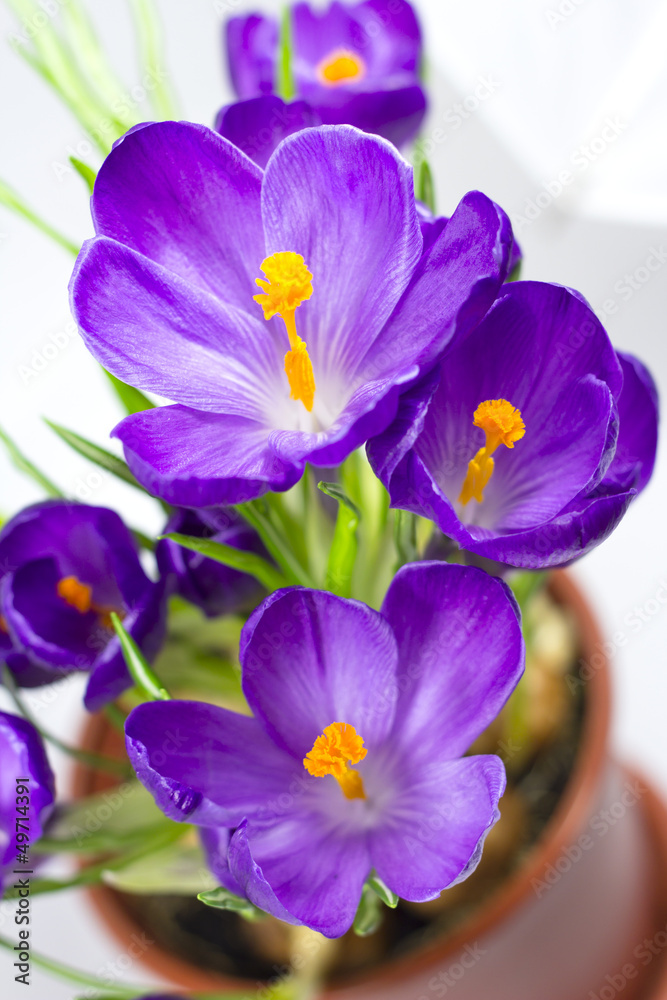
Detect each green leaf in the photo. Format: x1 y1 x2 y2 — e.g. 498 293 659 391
0 934 143 996
128 0 178 118
38 782 171 853
69 155 96 193
394 508 418 567
318 481 360 597
237 499 315 587
0 423 62 496
164 532 287 593
103 839 218 895
414 155 436 215
44 419 140 489
353 884 383 936
111 613 170 701
0 176 79 255
277 5 295 100
198 885 264 920
103 369 156 415
367 872 399 908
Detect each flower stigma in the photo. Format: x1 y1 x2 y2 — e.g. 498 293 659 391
304 722 367 800
459 399 525 506
254 252 316 411
317 49 366 86
57 575 93 614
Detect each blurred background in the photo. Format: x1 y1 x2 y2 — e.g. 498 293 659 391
0 0 666 995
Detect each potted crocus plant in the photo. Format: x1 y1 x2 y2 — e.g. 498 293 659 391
0 2 663 999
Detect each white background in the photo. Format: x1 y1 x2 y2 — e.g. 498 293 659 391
0 1 666 996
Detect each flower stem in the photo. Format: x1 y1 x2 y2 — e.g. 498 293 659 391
239 498 316 588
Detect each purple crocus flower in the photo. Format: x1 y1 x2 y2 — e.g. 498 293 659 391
368 281 659 569
125 562 524 937
226 1 426 147
0 501 167 711
1 711 55 891
215 95 322 170
157 507 264 617
70 122 515 507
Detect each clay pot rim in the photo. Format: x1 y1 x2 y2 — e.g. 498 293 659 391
74 568 612 996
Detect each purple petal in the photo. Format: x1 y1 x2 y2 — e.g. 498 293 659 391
125 700 300 827
229 816 370 936
226 14 278 99
311 86 426 146
90 121 265 311
241 588 398 759
215 96 321 169
604 351 659 493
71 238 283 415
114 405 302 507
370 755 505 901
360 191 516 383
199 826 243 896
0 711 55 887
382 562 524 757
261 125 422 386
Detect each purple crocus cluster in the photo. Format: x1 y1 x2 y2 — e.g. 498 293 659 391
1 0 659 948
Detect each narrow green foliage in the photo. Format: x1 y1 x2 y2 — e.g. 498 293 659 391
164 532 288 593
69 156 96 193
318 481 360 597
198 885 264 920
353 884 383 936
414 155 436 215
44 419 140 489
103 370 155 415
277 5 295 99
367 871 399 908
128 0 178 118
0 423 62 496
111 612 170 701
0 177 79 255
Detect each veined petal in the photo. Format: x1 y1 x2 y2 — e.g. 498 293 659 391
382 563 524 758
91 121 266 311
215 96 322 170
240 588 398 759
604 352 659 493
115 406 303 507
229 816 370 937
261 125 422 386
125 701 301 828
370 755 505 902
71 238 283 416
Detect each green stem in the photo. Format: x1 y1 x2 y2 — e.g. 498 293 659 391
0 179 79 254
0 935 144 996
128 0 178 118
2 668 131 778
239 498 315 587
111 613 170 702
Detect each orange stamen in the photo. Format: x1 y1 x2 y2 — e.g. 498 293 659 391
304 722 367 800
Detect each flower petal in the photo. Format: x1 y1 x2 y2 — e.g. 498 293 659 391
71 237 283 416
240 588 398 759
230 816 370 937
604 351 659 493
114 405 302 507
125 700 300 827
360 191 516 381
311 87 427 147
226 14 278 99
370 755 505 901
381 562 523 758
215 96 321 169
261 125 422 386
91 121 265 311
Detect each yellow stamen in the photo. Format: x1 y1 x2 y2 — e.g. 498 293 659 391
57 575 93 614
317 49 366 86
0 613 8 634
254 252 316 411
459 399 525 506
304 722 367 800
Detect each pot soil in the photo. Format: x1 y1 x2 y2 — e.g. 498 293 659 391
73 570 667 999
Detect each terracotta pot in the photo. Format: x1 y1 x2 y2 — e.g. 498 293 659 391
73 570 667 999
